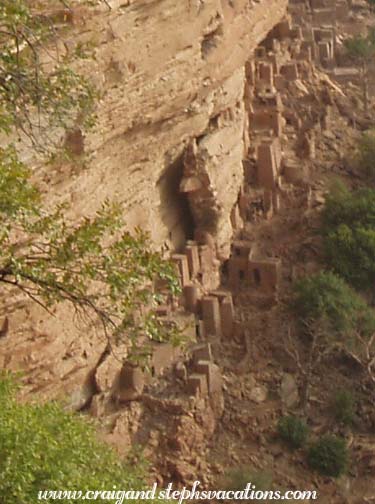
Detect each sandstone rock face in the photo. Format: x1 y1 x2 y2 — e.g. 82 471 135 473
62 0 288 256
0 292 105 403
181 71 247 258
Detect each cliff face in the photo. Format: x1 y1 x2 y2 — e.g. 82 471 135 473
0 0 288 406
62 0 288 257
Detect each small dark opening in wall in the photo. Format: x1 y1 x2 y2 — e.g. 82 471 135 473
253 268 261 286
151 366 156 378
201 24 224 59
196 134 206 145
195 323 200 338
239 270 245 280
221 260 228 275
157 154 195 250
221 260 229 284
209 114 220 129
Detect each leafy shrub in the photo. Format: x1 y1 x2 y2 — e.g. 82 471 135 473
221 467 273 501
0 373 157 504
344 34 375 61
322 183 375 290
277 415 309 450
332 389 356 427
356 130 375 181
292 271 375 340
308 435 349 477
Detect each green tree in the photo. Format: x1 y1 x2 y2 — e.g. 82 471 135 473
344 30 375 111
322 183 375 292
287 271 375 408
0 146 181 357
0 1 181 358
0 0 97 150
292 271 375 340
0 373 161 504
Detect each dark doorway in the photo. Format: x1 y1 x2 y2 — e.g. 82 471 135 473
253 268 261 286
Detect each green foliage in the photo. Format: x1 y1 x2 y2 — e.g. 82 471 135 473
277 415 309 450
292 271 375 341
0 153 181 354
0 373 159 504
343 29 375 110
322 183 375 290
356 130 375 181
0 0 96 150
0 146 40 216
332 389 356 427
221 467 273 501
308 435 349 477
344 28 375 62
344 34 375 61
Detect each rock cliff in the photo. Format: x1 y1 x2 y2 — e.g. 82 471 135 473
0 0 288 406
60 0 288 257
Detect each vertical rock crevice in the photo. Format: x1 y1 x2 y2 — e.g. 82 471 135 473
158 154 196 252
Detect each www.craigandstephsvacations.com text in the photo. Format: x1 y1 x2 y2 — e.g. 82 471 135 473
38 481 318 503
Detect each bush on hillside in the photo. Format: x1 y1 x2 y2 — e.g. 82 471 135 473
277 415 309 450
332 389 356 427
307 435 349 477
356 130 375 181
220 466 273 502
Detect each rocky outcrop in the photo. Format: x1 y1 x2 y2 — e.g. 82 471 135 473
52 0 289 257
181 71 246 259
